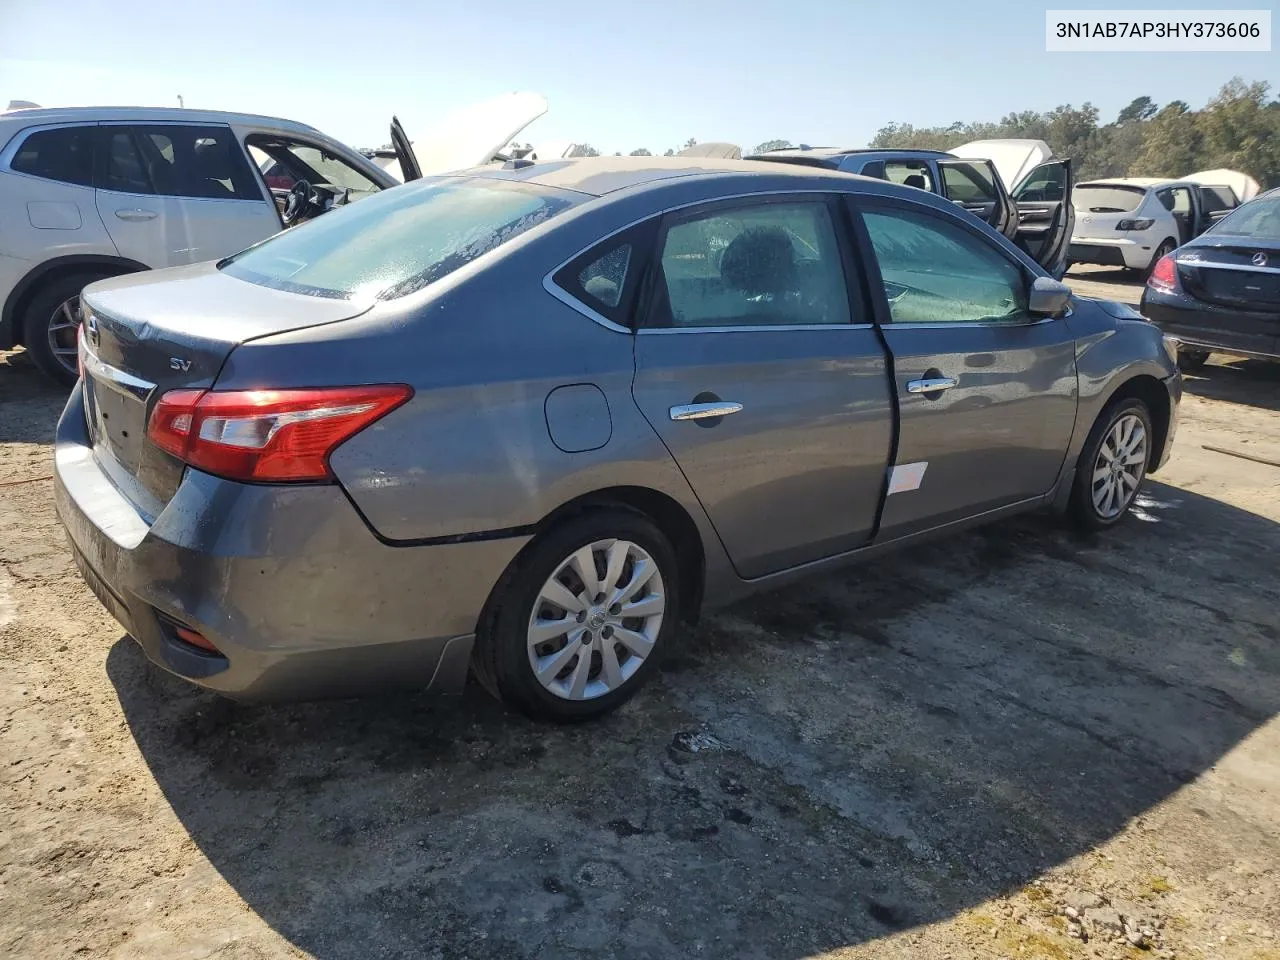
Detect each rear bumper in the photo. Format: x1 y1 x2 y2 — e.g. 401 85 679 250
53 384 529 702
1141 293 1280 362
1069 239 1151 271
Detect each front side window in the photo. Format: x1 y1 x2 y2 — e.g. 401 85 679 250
649 201 852 328
940 161 997 203
884 161 933 192
862 205 1027 324
222 177 579 300
1014 161 1068 202
98 125 260 200
247 137 380 199
10 126 95 186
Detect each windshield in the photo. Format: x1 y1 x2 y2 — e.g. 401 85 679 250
1206 194 1280 240
221 177 579 300
1073 184 1145 213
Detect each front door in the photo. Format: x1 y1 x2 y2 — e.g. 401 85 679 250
1011 159 1075 277
853 197 1078 540
631 195 894 579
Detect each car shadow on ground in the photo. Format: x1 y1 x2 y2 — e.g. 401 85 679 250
1182 357 1280 414
1065 266 1136 286
109 481 1280 959
0 350 67 446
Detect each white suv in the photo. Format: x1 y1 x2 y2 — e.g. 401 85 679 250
1067 177 1235 276
0 107 402 384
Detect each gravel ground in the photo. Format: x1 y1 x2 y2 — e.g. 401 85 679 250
2 277 1278 960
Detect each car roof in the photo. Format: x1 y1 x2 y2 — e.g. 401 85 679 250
0 105 328 139
477 155 865 197
1077 177 1193 189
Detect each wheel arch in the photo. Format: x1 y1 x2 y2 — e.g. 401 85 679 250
1100 373 1172 472
1 254 149 346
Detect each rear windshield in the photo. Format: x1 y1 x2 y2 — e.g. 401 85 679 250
1073 184 1145 213
1207 195 1280 240
221 177 579 299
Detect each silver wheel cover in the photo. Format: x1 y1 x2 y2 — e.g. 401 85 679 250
527 538 666 701
1091 412 1148 520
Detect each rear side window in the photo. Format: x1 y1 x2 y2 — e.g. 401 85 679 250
223 177 579 300
10 126 95 186
885 161 934 192
98 125 261 200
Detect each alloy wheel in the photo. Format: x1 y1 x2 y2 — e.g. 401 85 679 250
1091 413 1148 520
526 538 666 701
46 295 81 379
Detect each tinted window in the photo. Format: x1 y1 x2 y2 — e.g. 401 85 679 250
1156 190 1175 212
940 162 997 203
884 161 933 192
222 177 578 300
1199 186 1237 214
1207 194 1280 240
10 126 95 186
1074 185 1144 213
1014 161 1068 202
103 130 151 193
862 206 1027 324
650 201 851 328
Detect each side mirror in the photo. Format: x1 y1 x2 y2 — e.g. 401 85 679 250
1028 276 1071 317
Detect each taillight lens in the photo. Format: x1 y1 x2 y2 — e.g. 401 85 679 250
147 385 412 482
1116 218 1155 231
1147 254 1178 294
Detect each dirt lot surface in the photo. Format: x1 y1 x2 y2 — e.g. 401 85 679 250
2 275 1279 959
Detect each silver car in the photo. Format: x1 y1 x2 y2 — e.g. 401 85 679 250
54 157 1181 721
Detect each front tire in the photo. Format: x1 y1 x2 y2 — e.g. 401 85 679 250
473 510 681 722
1069 398 1153 531
22 271 110 387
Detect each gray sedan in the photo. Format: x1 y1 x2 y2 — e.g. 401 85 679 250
54 158 1181 721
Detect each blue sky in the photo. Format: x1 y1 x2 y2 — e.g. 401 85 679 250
1 0 1276 153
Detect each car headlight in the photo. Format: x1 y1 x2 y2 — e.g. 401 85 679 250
1162 334 1180 365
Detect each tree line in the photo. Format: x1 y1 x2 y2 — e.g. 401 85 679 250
867 77 1280 187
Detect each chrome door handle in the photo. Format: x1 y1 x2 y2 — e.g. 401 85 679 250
670 401 743 421
114 208 158 221
906 377 958 394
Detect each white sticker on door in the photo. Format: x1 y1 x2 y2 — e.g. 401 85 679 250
887 462 928 495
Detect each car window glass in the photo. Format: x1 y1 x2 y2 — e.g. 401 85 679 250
1156 190 1175 212
1073 185 1144 212
883 161 932 192
862 206 1028 324
103 131 152 194
652 201 851 328
941 162 997 203
578 244 631 309
1169 188 1192 214
10 126 95 186
1199 186 1236 214
247 136 380 199
132 125 260 200
1014 162 1067 202
1206 194 1280 239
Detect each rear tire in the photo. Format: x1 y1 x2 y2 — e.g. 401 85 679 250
473 509 680 722
1177 348 1210 371
1143 239 1176 279
22 271 111 387
1068 397 1153 531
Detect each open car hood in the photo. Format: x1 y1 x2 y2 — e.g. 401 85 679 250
677 142 743 159
951 139 1053 192
383 91 549 181
1183 168 1260 203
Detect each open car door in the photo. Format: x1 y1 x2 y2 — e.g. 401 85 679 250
389 116 423 182
1010 158 1074 278
937 158 1016 239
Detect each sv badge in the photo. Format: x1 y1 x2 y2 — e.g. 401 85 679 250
169 357 193 372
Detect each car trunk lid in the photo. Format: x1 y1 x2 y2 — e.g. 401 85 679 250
79 262 373 517
1177 243 1280 313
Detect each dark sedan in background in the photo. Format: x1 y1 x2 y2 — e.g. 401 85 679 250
55 157 1180 722
1142 186 1280 369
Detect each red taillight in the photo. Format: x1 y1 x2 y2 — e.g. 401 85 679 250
1147 254 1178 294
147 385 412 482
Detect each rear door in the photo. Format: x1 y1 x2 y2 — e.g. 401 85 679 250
630 194 894 578
852 196 1078 540
1010 159 1074 277
938 158 1015 238
96 123 279 267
